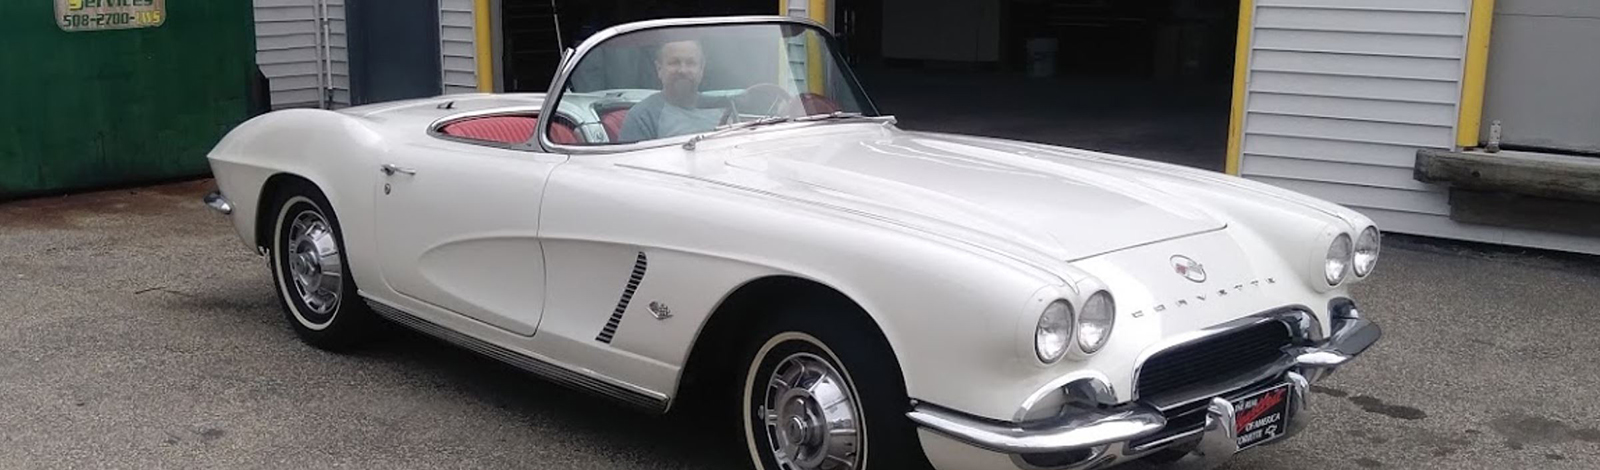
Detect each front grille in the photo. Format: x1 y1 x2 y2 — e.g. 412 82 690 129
1136 320 1292 402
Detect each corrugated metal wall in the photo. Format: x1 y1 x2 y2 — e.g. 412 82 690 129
1237 0 1600 254
441 0 479 94
253 0 349 108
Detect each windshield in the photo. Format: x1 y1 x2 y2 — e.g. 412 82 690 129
545 22 875 146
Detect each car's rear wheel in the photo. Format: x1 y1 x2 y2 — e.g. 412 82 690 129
738 305 930 470
268 179 375 350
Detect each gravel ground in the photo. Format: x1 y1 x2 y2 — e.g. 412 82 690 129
2 180 1598 469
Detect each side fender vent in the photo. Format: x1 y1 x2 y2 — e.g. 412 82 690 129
596 252 648 344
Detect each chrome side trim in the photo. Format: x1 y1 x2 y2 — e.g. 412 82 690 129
364 298 669 413
907 401 1166 454
203 191 233 215
595 252 648 344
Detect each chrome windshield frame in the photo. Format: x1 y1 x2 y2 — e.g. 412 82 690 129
532 15 882 156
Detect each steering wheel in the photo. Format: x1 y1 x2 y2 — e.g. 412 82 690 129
721 83 800 125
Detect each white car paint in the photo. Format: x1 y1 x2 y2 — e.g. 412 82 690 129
209 99 1374 407
204 16 1381 470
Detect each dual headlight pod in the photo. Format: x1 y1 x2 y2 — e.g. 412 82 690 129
1035 291 1116 364
1324 226 1381 286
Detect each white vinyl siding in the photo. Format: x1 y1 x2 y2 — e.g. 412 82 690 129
1240 4 1460 218
1238 0 1600 254
254 0 348 108
440 0 479 94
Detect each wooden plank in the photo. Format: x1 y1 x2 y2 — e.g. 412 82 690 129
1448 189 1600 237
1414 149 1600 203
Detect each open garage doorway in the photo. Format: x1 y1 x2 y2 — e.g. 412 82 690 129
842 0 1240 171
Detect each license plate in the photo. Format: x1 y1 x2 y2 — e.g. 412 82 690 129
1232 383 1291 450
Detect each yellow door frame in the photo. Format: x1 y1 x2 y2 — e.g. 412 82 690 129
1223 0 1255 176
1456 0 1496 149
779 0 830 94
475 0 494 92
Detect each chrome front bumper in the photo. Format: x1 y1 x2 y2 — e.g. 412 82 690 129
203 190 233 215
909 305 1382 469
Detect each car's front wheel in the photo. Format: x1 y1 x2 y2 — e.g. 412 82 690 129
738 306 930 470
268 179 376 350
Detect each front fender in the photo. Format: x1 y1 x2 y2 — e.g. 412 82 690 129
204 109 387 283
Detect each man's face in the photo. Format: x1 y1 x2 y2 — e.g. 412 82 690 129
656 41 704 98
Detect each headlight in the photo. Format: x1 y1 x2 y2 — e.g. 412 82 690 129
1354 227 1380 277
1035 300 1074 363
1077 292 1115 354
1325 233 1353 285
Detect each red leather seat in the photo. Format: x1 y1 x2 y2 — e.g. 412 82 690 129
440 116 580 145
600 108 629 142
548 121 580 145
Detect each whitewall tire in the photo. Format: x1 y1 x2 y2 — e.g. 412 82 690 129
737 306 931 470
268 179 376 349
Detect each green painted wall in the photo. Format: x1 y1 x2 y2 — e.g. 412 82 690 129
0 0 254 199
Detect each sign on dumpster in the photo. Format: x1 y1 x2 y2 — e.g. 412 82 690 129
57 0 165 32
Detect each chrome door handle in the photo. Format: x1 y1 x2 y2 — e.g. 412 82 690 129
380 164 417 176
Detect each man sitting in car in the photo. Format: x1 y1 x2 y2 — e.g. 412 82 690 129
617 40 723 142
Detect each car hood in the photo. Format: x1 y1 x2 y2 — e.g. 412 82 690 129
669 127 1227 262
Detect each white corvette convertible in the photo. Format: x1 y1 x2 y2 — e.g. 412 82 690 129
203 15 1383 470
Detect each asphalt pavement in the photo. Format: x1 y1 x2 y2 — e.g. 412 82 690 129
2 180 1599 469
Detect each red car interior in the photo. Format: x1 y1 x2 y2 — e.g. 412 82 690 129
439 116 579 145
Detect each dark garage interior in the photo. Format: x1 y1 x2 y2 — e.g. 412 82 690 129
844 0 1241 171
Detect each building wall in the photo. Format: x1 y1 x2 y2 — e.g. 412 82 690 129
253 0 350 108
1235 0 1600 254
1479 0 1600 153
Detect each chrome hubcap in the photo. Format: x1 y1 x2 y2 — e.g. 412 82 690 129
286 210 342 316
761 353 861 470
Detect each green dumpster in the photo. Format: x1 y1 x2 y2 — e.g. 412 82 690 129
0 0 255 200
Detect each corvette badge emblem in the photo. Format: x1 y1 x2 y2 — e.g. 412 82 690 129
1171 255 1207 283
